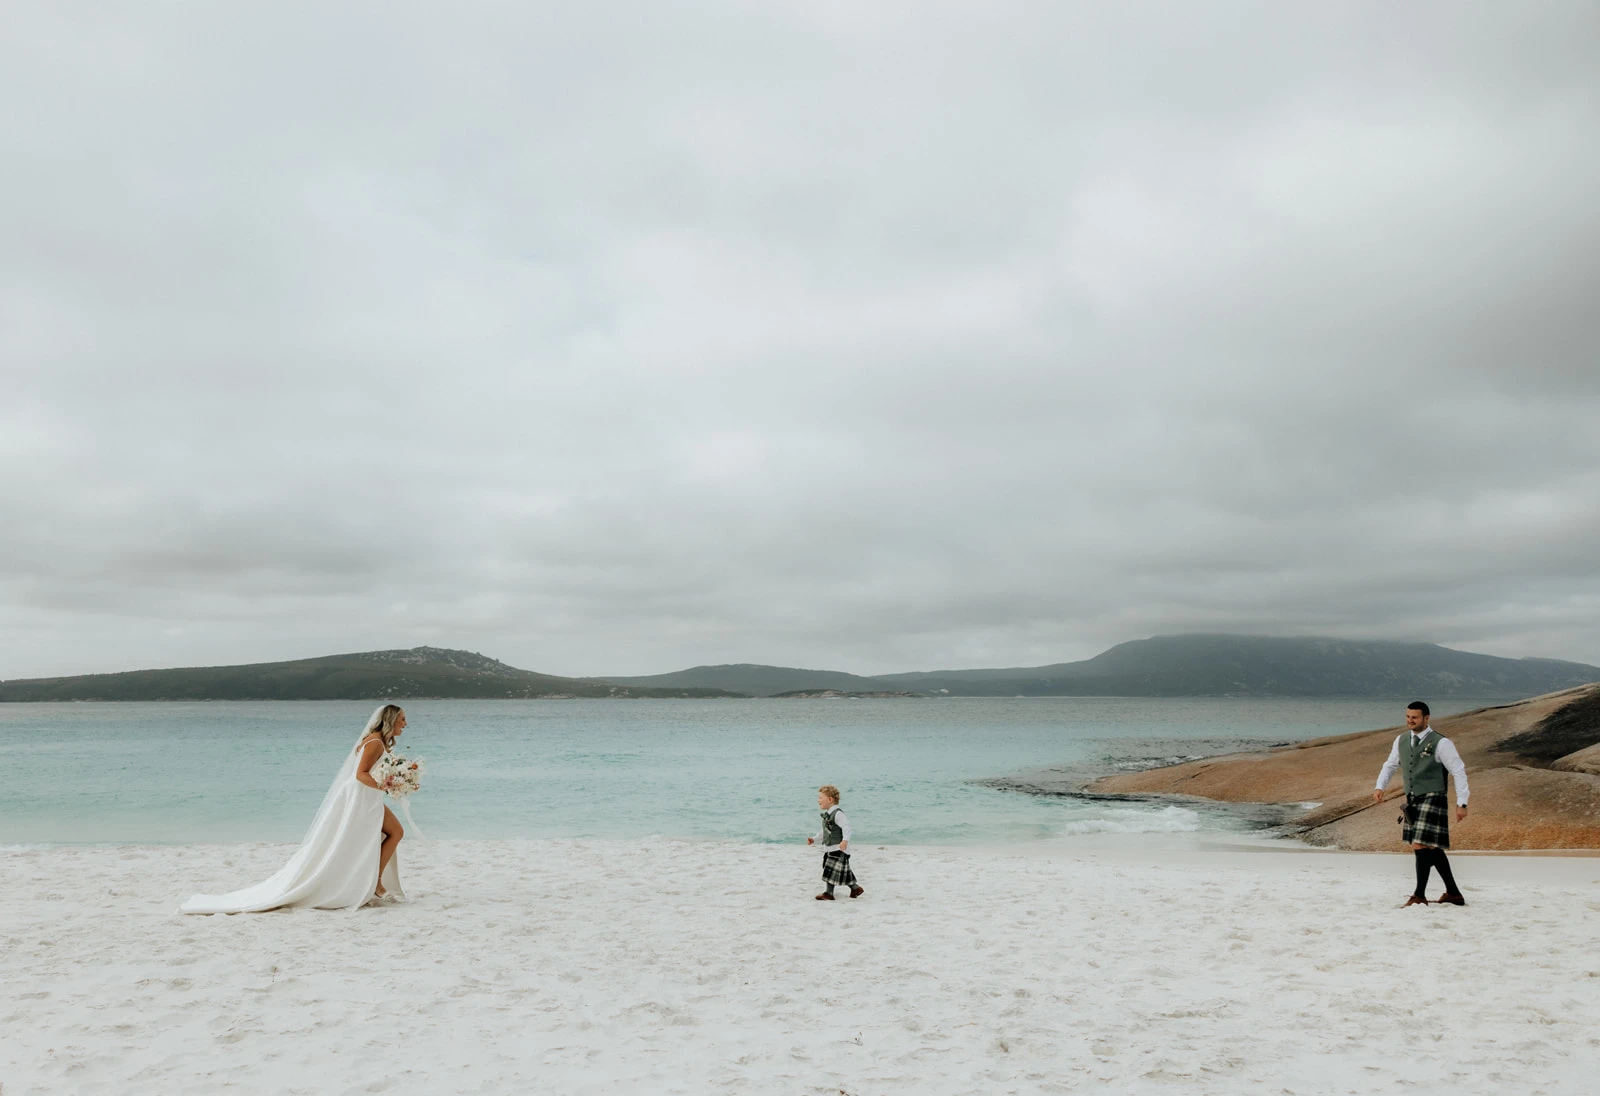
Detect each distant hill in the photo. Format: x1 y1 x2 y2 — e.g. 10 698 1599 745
8 635 1595 702
603 663 886 698
602 635 1600 698
0 647 740 701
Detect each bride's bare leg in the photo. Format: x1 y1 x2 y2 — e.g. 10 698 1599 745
376 805 404 895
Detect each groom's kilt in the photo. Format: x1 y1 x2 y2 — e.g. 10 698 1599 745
1402 792 1451 848
821 851 857 886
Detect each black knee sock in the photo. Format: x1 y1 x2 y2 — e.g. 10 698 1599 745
1430 848 1460 895
825 882 835 895
1413 849 1433 897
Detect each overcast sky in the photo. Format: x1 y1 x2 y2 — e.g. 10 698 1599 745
3 2 1598 680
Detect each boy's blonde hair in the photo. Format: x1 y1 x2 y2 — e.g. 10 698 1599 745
818 785 841 804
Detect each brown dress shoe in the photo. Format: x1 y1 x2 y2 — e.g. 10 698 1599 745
849 885 864 898
1402 894 1429 907
1434 892 1466 906
815 892 835 900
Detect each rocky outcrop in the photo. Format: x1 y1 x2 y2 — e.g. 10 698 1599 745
1089 684 1600 850
1550 742 1600 776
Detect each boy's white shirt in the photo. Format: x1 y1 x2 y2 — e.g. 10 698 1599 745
812 805 852 853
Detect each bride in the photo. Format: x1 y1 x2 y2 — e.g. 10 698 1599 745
182 704 410 914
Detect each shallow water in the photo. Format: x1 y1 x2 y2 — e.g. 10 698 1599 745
0 696 1506 845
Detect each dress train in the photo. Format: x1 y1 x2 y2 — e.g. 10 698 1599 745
181 742 403 914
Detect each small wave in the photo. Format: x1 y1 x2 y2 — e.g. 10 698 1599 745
1108 754 1208 772
1056 805 1202 836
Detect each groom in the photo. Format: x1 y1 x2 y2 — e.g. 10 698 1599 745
1372 701 1470 906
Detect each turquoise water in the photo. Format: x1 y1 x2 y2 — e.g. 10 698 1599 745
0 697 1505 846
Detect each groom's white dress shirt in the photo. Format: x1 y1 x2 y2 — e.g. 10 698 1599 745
1375 729 1470 806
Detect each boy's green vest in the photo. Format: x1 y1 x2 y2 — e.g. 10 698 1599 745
820 809 844 847
1399 730 1448 795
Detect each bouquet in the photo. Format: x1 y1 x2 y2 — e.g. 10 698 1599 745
373 754 425 799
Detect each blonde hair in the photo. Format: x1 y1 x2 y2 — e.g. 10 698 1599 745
818 785 841 805
362 704 406 750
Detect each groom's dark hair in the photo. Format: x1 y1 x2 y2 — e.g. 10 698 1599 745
1407 700 1430 717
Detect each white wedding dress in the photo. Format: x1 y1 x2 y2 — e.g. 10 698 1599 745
182 736 404 914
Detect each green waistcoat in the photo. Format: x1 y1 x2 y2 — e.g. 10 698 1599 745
1399 730 1448 795
820 809 844 847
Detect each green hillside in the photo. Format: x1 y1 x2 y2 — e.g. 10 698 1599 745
0 647 741 701
605 635 1600 698
8 635 1594 702
603 663 885 697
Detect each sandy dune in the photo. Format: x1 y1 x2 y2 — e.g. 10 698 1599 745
3 838 1598 1094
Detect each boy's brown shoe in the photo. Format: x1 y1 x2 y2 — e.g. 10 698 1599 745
1402 894 1429 907
815 892 835 900
1434 892 1466 906
849 885 865 898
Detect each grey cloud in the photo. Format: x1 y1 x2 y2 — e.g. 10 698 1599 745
3 2 1599 679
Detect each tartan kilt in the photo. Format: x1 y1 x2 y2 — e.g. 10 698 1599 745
821 851 857 886
1402 792 1451 848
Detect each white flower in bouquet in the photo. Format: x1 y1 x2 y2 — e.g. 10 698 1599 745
373 754 425 799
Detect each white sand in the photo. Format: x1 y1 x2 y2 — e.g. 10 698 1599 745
3 838 1598 1095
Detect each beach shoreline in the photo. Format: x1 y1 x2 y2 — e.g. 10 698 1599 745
4 837 1597 1094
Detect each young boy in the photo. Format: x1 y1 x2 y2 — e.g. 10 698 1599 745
807 785 864 900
